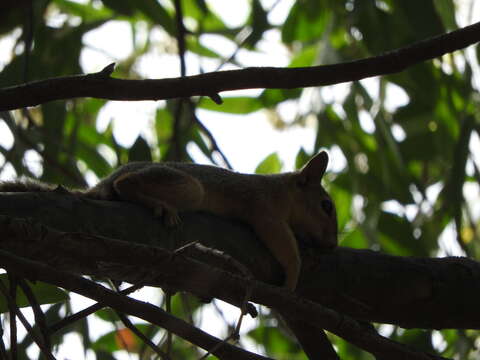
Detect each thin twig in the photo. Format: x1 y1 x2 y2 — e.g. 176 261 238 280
7 274 17 360
0 279 56 360
22 0 34 83
0 249 271 360
17 278 51 352
115 311 170 360
189 103 233 169
174 240 199 254
1 111 87 187
169 0 189 161
0 317 8 360
173 0 187 77
49 283 144 333
198 252 254 360
165 292 173 358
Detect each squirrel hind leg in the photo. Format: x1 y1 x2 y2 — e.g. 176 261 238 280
112 167 204 226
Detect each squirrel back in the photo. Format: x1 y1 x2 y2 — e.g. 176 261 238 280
85 161 291 218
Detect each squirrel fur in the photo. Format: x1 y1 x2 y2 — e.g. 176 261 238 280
0 151 337 290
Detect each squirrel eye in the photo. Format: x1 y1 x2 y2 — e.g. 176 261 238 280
321 199 334 216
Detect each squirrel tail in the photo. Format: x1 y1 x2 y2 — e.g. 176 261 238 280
0 180 108 199
0 180 56 192
0 179 116 201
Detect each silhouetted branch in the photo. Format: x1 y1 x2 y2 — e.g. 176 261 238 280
0 249 271 360
0 192 479 331
1 21 479 111
0 212 450 360
0 279 56 360
49 284 144 333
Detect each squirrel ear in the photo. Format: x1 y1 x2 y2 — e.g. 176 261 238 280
298 151 329 185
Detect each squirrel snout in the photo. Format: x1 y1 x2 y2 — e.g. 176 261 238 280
320 228 338 250
324 239 337 250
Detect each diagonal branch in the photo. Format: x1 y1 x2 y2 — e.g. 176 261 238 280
49 284 144 333
281 314 339 360
17 278 51 352
0 213 449 360
0 249 272 360
0 279 56 360
1 21 480 111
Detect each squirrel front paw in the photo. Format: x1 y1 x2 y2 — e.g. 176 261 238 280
154 204 181 227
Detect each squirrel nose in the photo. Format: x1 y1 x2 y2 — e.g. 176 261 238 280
323 232 338 250
325 241 337 250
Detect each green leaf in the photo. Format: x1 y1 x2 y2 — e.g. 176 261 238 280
91 328 121 353
95 308 120 322
169 292 203 318
393 329 435 353
247 325 303 358
433 0 457 29
246 0 270 47
156 108 174 143
53 0 114 21
331 185 353 231
101 0 135 16
135 0 175 35
190 126 214 162
199 97 263 114
294 148 310 170
260 88 302 107
0 276 68 314
289 45 318 68
378 211 428 256
186 38 221 58
0 1 49 35
333 334 373 360
76 142 113 179
92 324 158 353
340 228 368 249
396 2 445 39
437 115 475 250
255 153 282 174
182 0 228 32
128 135 152 162
282 1 331 43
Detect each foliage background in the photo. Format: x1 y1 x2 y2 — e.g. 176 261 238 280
0 0 479 359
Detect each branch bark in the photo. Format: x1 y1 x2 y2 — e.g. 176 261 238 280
0 191 478 331
0 249 271 360
1 21 480 111
0 195 449 360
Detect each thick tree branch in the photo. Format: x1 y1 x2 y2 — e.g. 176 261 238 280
0 214 447 360
0 192 464 359
1 21 480 111
0 191 478 331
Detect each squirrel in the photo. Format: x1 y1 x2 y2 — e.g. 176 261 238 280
0 151 337 290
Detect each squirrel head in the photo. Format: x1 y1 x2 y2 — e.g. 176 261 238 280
290 151 337 249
